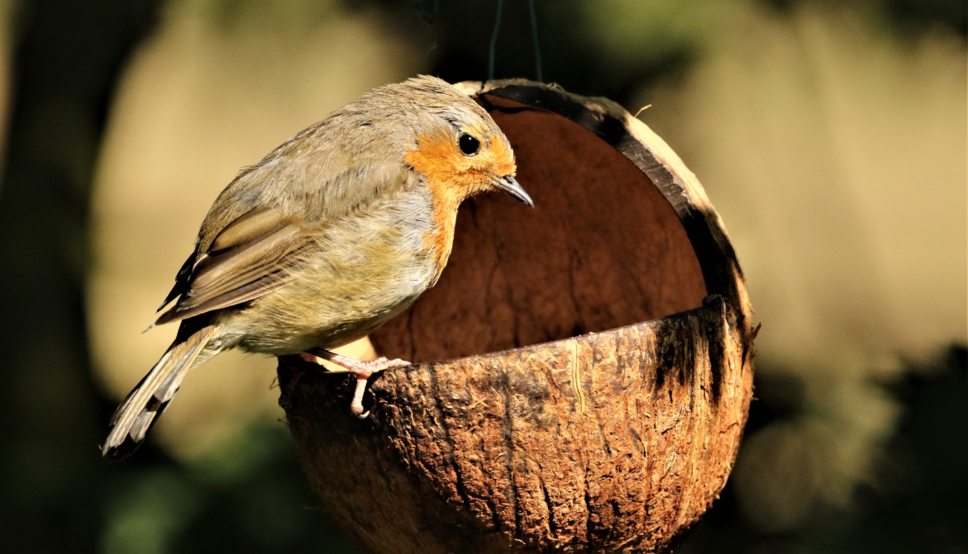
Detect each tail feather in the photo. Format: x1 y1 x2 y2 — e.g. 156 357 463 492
102 325 217 458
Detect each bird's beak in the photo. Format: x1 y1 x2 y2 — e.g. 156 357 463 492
490 175 534 207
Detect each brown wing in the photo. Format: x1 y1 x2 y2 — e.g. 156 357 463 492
155 208 314 325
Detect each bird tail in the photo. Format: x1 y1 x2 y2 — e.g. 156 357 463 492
102 324 217 459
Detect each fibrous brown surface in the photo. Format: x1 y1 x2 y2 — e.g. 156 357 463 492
278 80 755 553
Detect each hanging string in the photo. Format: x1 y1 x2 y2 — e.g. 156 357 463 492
528 0 543 82
488 0 543 82
488 0 504 81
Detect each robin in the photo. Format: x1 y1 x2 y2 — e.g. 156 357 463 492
102 76 532 459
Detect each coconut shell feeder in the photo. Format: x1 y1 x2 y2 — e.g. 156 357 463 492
277 79 755 553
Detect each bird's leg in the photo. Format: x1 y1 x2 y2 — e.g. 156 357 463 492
300 347 409 418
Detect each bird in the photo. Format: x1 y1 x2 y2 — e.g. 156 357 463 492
102 75 533 459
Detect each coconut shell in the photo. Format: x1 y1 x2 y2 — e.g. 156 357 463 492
277 79 755 553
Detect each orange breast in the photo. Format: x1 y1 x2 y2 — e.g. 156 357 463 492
405 134 473 283
404 126 516 284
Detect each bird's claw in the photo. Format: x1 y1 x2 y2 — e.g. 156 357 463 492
299 349 409 418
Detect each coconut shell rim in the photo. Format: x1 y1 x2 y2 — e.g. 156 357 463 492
320 297 725 381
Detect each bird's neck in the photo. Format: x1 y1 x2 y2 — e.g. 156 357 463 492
423 188 462 286
405 139 483 285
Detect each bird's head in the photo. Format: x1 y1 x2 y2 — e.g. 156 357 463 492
393 76 533 208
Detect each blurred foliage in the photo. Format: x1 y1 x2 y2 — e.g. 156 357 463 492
202 0 345 34
406 0 438 23
676 346 968 554
0 0 964 552
0 1 162 551
765 0 968 35
886 0 967 35
100 424 363 553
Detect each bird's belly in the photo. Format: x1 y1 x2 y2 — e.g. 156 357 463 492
222 245 435 356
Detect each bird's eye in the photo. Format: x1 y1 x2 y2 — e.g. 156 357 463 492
458 133 481 156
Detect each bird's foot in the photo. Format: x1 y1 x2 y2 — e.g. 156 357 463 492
300 348 409 418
